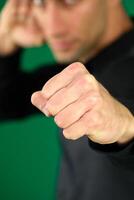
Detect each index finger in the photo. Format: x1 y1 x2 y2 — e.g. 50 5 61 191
8 0 18 6
17 0 32 21
42 62 89 99
0 0 19 32
2 0 18 15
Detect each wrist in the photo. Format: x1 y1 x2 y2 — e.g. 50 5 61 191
0 33 19 56
117 111 134 145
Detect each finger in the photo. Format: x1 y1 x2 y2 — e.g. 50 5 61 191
6 0 18 8
42 62 89 99
62 110 94 140
31 91 50 116
62 118 87 140
1 0 18 18
12 14 44 47
17 0 31 22
0 0 18 33
32 2 45 32
44 73 95 116
25 14 42 35
63 109 102 140
54 92 98 129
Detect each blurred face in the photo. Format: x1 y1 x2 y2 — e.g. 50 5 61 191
33 0 108 63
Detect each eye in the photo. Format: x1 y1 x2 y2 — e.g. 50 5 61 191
64 0 79 6
33 0 44 6
33 0 79 7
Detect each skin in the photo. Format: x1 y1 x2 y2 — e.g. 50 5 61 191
0 0 44 55
33 0 108 63
0 0 134 144
32 0 133 63
32 62 134 144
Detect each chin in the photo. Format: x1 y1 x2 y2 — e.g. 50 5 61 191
54 52 79 64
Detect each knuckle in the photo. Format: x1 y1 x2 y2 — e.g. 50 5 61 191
42 87 50 99
63 129 78 140
42 79 54 98
45 100 55 115
31 91 43 108
76 74 97 92
63 129 72 139
42 74 59 99
87 74 100 90
86 74 97 87
31 91 39 103
54 115 65 128
86 91 99 103
87 90 102 108
90 92 102 107
74 74 90 92
67 62 87 74
88 74 96 82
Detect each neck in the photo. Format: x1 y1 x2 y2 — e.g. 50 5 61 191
81 4 133 63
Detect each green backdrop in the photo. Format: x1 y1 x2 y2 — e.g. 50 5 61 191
0 1 134 200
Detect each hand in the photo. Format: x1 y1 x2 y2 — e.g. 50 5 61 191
0 0 44 55
31 62 134 144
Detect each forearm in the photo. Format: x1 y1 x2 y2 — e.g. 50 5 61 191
0 50 65 120
0 49 35 119
0 49 22 79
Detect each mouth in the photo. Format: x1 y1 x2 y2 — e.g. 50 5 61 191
49 40 75 51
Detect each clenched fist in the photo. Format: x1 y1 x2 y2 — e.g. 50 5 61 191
31 62 134 144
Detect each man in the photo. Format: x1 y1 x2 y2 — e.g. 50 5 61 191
0 0 134 199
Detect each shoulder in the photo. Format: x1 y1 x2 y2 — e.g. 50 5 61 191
99 54 134 99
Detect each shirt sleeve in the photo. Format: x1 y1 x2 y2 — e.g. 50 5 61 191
88 54 134 169
88 97 134 169
0 50 65 120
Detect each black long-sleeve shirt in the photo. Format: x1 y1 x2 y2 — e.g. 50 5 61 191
0 29 134 200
